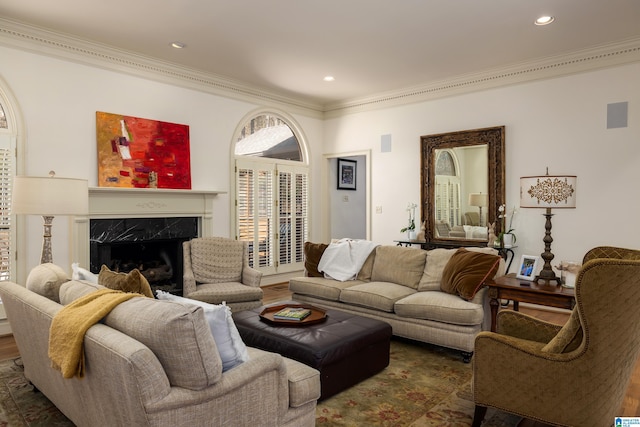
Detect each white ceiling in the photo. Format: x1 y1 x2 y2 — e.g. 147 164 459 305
1 0 640 107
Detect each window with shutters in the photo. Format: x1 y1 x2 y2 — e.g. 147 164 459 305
435 150 461 231
0 99 15 282
234 113 308 275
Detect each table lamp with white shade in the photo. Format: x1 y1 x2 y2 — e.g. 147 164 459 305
468 192 488 226
11 171 88 264
520 169 576 285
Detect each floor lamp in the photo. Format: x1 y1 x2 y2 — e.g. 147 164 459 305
520 171 576 285
11 171 88 264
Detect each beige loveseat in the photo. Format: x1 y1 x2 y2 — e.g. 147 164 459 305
0 274 320 426
290 244 504 362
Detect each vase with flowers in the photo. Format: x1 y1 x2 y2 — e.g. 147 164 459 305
400 202 418 240
496 204 517 248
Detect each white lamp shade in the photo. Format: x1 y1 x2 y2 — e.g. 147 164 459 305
468 193 488 207
520 175 577 209
12 175 88 216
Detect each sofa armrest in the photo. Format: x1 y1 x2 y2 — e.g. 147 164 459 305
182 268 197 295
242 266 263 287
496 310 562 344
182 241 197 295
145 351 291 417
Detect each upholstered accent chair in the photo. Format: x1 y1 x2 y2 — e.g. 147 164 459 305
435 221 466 238
463 212 480 226
183 237 264 312
472 246 640 427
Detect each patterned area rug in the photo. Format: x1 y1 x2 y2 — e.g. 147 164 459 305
0 340 521 426
0 358 73 426
317 338 522 426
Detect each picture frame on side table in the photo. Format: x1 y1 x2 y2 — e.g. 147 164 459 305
516 255 540 281
337 158 357 190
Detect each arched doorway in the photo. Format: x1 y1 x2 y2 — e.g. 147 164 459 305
233 112 309 276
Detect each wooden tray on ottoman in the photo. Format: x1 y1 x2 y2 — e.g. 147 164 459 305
259 303 327 326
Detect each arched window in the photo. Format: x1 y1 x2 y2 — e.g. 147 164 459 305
234 113 308 275
434 150 461 232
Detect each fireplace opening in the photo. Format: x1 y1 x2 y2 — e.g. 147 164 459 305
90 217 199 295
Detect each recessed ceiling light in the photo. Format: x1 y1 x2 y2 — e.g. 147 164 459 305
534 16 555 26
170 42 186 49
323 76 335 82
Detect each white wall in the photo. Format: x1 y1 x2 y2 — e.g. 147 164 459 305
324 63 640 266
0 45 324 281
2 40 639 281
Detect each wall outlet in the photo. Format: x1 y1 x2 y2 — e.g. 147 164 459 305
342 195 349 202
375 206 382 214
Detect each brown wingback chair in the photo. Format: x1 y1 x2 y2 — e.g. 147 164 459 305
182 237 263 312
472 246 640 427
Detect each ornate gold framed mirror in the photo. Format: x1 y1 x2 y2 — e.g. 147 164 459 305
420 126 505 248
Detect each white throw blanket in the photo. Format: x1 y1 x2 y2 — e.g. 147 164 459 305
318 238 379 281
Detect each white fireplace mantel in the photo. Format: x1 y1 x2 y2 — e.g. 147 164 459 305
72 187 226 268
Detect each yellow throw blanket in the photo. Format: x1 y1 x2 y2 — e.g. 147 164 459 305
48 289 140 379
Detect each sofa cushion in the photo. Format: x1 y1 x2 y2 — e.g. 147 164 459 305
71 263 98 283
304 242 328 277
440 248 501 300
26 263 69 303
98 265 154 298
339 281 416 312
156 290 249 371
60 280 223 390
394 291 485 325
370 246 427 290
356 250 376 281
59 280 105 303
418 247 502 292
289 276 363 302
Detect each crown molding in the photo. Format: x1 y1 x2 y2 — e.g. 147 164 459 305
323 37 640 118
0 18 325 118
1 18 639 119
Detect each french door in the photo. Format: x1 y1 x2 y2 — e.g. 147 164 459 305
236 158 308 275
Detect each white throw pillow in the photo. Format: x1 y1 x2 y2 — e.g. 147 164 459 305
155 290 249 371
71 262 99 283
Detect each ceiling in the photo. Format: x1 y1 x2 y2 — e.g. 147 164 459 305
1 0 640 107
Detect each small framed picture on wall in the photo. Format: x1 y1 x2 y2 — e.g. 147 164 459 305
337 158 357 190
516 255 540 281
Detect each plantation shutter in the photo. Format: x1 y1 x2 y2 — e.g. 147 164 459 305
236 159 307 274
0 134 14 281
276 164 307 271
237 160 275 271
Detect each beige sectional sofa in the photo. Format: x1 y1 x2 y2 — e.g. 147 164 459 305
0 270 320 426
290 244 504 362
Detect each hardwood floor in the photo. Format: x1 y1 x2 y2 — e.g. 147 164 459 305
1 283 637 416
0 333 19 360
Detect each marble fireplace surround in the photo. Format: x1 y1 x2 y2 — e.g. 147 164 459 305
72 187 224 272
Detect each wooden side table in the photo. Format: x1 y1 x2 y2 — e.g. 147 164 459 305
487 275 575 332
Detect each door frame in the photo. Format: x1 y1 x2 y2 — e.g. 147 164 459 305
322 150 371 243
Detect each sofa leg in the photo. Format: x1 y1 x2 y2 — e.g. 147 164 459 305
461 351 473 363
471 405 487 427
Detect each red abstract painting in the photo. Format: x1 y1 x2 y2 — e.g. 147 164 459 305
96 111 191 189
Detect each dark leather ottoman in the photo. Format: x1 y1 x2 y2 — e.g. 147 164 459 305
232 301 392 400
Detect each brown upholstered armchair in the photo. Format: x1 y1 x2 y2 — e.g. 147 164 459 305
182 237 263 312
472 246 640 427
